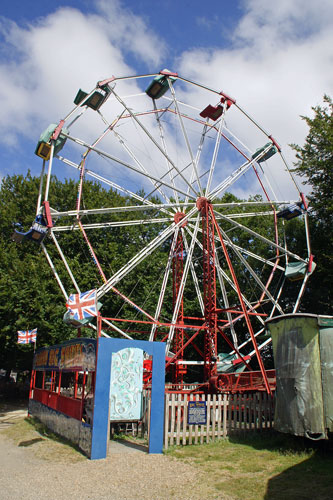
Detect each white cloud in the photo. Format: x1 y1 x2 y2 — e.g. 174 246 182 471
0 1 166 148
176 0 333 198
96 0 167 66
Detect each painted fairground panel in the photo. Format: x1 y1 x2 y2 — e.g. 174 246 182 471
109 347 144 421
29 338 97 457
33 338 96 372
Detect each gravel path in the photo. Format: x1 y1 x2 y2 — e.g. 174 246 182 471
0 408 220 500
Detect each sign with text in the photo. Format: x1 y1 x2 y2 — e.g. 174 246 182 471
187 401 207 425
33 338 96 371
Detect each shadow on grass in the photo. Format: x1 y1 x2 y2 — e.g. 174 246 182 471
24 417 86 457
228 429 333 455
228 430 333 500
18 437 45 447
264 451 333 500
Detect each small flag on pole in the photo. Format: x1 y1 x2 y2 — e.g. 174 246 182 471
66 289 97 321
17 328 37 344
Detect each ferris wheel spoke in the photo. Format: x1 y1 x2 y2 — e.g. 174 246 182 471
97 225 176 298
97 206 198 299
52 202 194 219
108 86 199 197
214 252 239 349
209 158 255 201
206 108 226 195
293 273 311 313
61 131 194 200
224 241 285 271
209 143 275 202
149 228 180 342
57 154 174 215
181 227 204 315
184 122 209 204
215 212 306 263
41 243 68 299
111 127 171 205
50 232 80 293
101 317 133 340
187 220 285 273
153 101 180 207
52 218 172 232
232 278 288 356
217 223 284 314
212 200 298 209
168 81 203 195
43 236 130 339
165 214 201 354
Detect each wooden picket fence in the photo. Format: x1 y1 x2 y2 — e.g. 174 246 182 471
163 392 275 449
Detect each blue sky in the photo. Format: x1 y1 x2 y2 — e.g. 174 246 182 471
0 0 332 191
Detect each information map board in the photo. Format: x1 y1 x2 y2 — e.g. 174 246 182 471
187 401 207 425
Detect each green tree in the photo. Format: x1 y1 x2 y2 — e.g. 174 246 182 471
0 172 168 373
291 95 333 313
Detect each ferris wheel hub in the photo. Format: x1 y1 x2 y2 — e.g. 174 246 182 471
174 212 187 227
196 196 211 212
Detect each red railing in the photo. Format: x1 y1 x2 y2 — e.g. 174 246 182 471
32 388 83 421
212 369 276 393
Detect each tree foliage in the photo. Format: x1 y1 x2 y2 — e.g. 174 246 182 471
291 95 333 313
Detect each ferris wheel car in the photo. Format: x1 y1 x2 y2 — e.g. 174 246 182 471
11 214 49 244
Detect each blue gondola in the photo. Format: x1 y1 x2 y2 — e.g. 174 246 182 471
277 202 304 220
11 214 49 244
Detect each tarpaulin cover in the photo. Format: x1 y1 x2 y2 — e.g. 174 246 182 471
319 320 333 432
266 314 333 439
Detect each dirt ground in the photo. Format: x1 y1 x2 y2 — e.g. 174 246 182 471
0 405 221 500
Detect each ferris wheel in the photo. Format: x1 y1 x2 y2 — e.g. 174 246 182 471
27 69 315 393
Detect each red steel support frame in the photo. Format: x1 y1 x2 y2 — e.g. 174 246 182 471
209 204 271 394
172 230 185 383
197 198 218 381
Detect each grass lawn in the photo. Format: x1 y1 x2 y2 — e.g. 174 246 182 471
166 431 333 500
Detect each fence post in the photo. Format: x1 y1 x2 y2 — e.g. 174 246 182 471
194 394 199 444
259 392 263 431
212 394 216 442
188 393 193 445
182 394 187 445
217 394 222 439
170 393 176 447
206 394 211 443
164 393 169 450
223 393 227 438
176 394 181 446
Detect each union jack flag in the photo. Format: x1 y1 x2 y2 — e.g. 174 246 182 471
17 328 37 344
66 289 97 320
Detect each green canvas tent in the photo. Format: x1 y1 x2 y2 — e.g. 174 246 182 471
266 314 333 439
